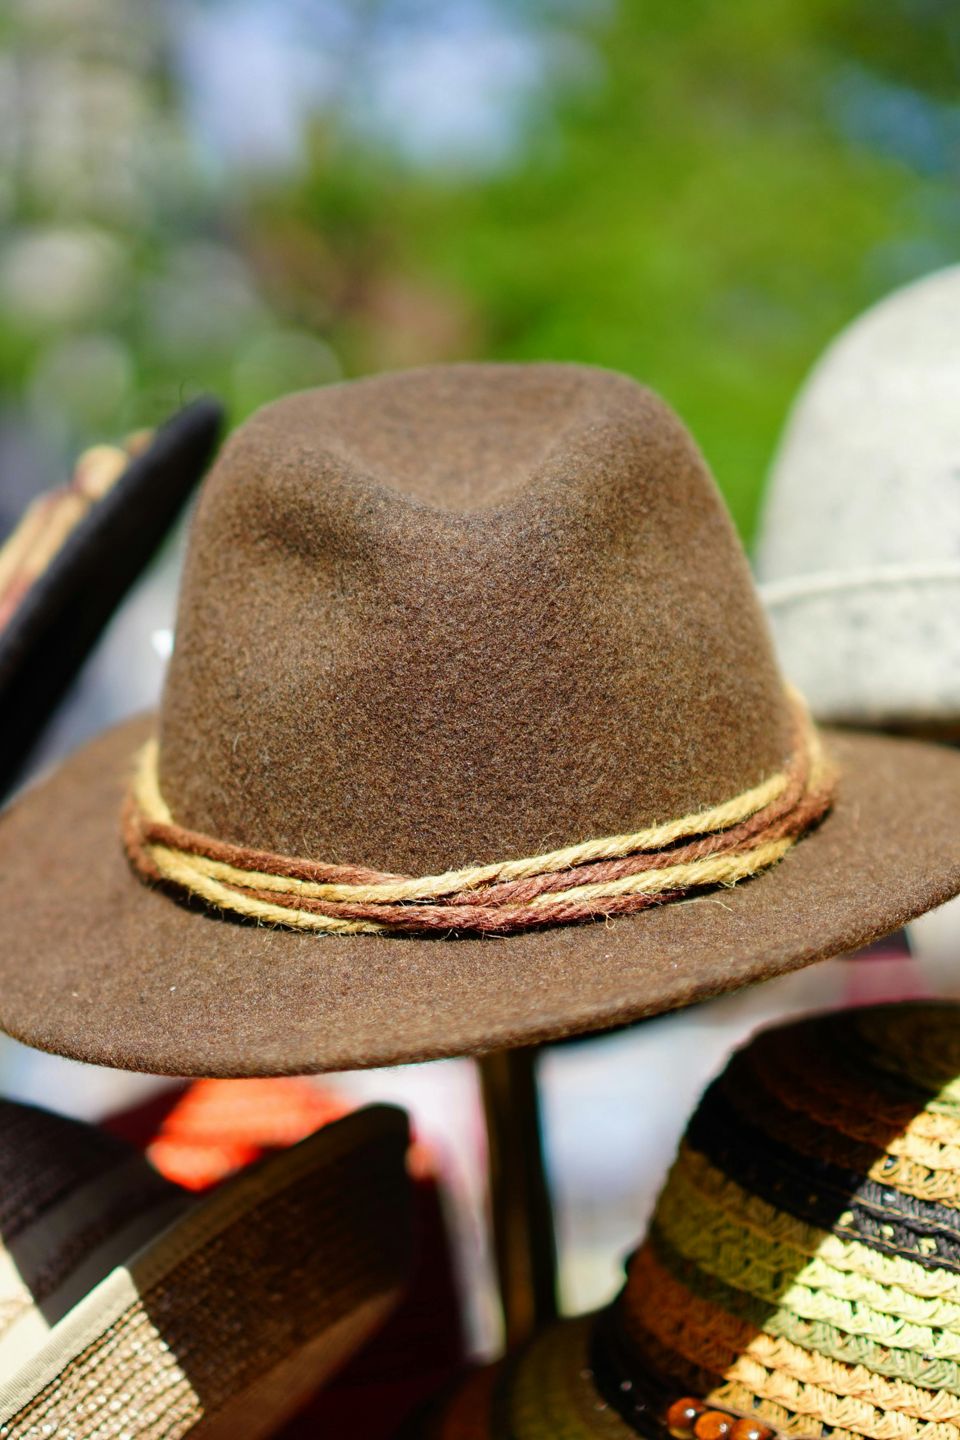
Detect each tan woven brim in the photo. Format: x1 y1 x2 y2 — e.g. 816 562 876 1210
1 716 960 1075
0 1105 411 1440
505 1316 634 1437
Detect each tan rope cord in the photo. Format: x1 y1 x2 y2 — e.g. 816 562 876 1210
122 688 835 936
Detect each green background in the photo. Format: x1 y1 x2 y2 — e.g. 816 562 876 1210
2 0 959 539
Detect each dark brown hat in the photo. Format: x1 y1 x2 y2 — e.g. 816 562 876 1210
0 363 959 1077
0 400 222 801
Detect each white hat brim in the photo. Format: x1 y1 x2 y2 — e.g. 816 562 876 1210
760 562 960 728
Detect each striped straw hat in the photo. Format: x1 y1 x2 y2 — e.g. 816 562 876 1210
419 1001 960 1440
0 1096 411 1439
106 1076 467 1440
0 400 221 802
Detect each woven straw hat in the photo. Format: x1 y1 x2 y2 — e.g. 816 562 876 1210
0 1096 411 1438
2 363 960 1076
107 1077 468 1440
418 1000 960 1440
0 400 222 800
756 266 960 734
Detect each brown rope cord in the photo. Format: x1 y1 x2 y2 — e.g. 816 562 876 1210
192 782 830 933
122 689 835 936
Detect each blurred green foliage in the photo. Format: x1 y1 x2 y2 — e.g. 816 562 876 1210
2 0 959 538
317 0 958 537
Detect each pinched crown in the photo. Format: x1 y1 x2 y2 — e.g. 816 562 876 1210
158 364 792 876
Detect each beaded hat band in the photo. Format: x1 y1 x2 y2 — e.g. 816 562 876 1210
589 1308 813 1440
416 1312 813 1440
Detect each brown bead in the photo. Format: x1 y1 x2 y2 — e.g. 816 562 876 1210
730 1422 775 1440
694 1410 735 1440
666 1398 707 1438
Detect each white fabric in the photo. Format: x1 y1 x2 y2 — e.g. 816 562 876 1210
756 264 960 725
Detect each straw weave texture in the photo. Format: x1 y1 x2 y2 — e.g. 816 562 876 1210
622 1004 960 1440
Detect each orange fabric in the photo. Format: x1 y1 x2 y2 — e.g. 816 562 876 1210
143 1077 350 1191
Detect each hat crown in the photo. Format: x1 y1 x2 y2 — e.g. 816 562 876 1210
159 363 791 873
757 265 960 585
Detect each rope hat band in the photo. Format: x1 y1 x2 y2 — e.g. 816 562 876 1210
122 688 835 937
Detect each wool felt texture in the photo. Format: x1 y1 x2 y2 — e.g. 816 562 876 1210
417 1002 960 1440
2 363 960 1077
756 264 960 733
0 1098 411 1439
0 398 222 803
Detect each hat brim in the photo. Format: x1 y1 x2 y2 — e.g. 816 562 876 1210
510 1315 633 1437
1 717 959 1076
418 1316 625 1438
0 1104 410 1436
0 400 223 802
760 564 960 734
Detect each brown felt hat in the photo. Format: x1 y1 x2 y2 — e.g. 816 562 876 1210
1 362 960 1077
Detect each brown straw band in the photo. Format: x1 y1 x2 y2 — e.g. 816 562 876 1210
0 434 151 634
122 689 834 937
589 1306 813 1440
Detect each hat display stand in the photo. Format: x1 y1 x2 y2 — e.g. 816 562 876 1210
478 1046 559 1343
